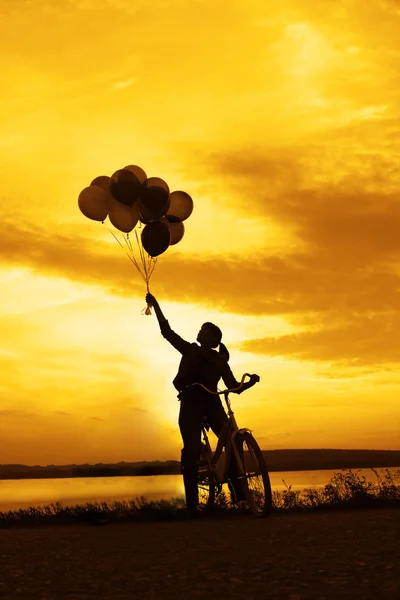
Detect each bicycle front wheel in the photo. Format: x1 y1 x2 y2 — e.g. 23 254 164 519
235 432 272 517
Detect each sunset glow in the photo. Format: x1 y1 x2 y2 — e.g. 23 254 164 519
1 0 399 465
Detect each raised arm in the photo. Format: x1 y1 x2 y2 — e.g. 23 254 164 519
146 293 191 354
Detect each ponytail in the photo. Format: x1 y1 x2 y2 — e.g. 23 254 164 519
202 322 228 358
218 342 230 361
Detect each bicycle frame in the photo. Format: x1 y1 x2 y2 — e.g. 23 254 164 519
194 374 254 484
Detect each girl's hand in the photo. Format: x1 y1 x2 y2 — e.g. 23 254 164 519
249 374 260 384
146 292 157 306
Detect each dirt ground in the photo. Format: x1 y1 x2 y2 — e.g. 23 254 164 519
0 509 399 600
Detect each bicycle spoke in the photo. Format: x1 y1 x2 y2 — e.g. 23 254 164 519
244 446 265 509
198 472 216 509
236 433 273 516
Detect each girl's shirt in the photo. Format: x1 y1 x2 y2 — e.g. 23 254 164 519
160 320 241 393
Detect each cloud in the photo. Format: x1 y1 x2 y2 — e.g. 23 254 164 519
0 220 144 296
0 219 378 316
2 113 400 369
2 142 400 320
0 409 37 418
112 79 137 90
186 132 400 366
242 312 400 366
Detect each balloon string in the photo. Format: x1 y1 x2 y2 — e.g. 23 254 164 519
116 230 143 277
126 233 134 253
108 225 157 316
134 229 153 315
123 235 139 269
144 280 152 315
134 229 146 278
109 228 124 249
135 228 152 287
109 228 145 283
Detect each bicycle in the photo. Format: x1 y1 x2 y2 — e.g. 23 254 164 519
189 373 273 517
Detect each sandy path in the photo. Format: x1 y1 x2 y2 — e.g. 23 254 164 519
1 509 399 599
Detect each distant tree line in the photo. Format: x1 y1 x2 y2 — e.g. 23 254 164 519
1 450 399 480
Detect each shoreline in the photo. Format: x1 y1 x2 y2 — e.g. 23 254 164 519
1 469 399 528
1 464 400 483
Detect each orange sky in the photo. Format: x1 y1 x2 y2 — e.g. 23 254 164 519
1 0 399 466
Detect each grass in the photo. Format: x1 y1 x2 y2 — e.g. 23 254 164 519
274 467 400 510
1 468 399 528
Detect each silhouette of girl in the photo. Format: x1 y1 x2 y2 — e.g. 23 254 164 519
146 292 260 517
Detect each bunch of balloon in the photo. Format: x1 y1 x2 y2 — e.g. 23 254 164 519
78 164 194 314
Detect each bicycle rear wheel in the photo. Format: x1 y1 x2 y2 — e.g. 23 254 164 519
235 432 272 517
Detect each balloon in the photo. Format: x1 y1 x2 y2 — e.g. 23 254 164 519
123 165 147 184
139 177 170 215
78 186 111 222
139 205 153 224
131 200 141 223
163 217 185 245
109 200 139 233
169 221 185 245
139 201 171 224
141 221 171 257
110 169 141 207
90 175 111 192
166 190 193 222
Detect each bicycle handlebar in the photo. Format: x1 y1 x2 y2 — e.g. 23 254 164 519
188 373 253 396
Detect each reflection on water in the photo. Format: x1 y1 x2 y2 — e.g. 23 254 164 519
0 468 393 512
0 474 184 512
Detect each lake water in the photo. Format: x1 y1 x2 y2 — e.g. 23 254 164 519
0 468 394 512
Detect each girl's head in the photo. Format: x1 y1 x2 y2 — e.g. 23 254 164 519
197 322 230 359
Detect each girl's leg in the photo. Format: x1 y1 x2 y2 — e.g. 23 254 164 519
206 397 228 438
178 394 204 513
